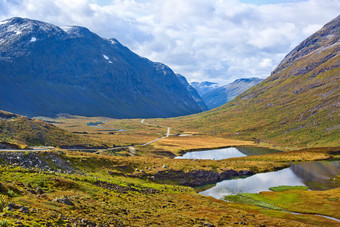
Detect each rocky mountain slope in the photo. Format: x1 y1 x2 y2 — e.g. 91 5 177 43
191 81 219 96
180 15 340 148
202 77 263 109
0 17 202 118
176 74 208 111
0 110 95 147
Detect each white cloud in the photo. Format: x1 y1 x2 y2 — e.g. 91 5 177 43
0 0 340 84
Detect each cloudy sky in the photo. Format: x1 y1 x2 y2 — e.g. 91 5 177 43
1 0 339 84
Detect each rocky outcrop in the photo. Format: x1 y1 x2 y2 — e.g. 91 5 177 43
154 169 254 187
54 196 74 206
0 151 77 174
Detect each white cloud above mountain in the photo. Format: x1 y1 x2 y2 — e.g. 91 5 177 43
1 0 339 84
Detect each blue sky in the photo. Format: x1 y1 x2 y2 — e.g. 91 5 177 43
1 0 339 84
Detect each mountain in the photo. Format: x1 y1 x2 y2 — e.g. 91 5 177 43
0 17 202 118
191 81 219 96
180 15 340 148
176 74 208 111
202 77 263 109
0 110 95 147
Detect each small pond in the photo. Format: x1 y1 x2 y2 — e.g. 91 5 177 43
199 160 340 199
87 121 104 127
175 146 281 160
87 121 126 131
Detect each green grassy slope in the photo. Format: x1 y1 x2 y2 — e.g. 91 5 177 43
174 15 340 148
0 110 98 147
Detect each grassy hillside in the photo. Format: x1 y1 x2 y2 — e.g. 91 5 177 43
155 15 340 149
0 110 98 148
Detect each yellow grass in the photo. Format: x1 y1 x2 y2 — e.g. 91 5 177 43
151 135 255 155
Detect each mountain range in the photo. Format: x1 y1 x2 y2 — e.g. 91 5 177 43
181 15 340 148
0 17 202 118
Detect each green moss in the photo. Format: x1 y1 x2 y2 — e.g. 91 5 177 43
225 193 282 210
269 185 309 192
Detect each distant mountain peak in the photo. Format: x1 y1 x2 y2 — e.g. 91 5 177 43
191 81 220 96
201 77 263 109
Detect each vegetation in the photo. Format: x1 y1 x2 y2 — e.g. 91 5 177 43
225 187 340 221
269 185 309 192
0 149 339 226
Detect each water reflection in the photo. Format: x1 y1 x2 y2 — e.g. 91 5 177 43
175 147 280 160
200 161 340 199
290 161 340 190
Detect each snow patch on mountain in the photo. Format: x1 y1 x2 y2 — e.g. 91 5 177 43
0 20 9 25
60 26 73 32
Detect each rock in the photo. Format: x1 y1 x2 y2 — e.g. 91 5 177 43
27 189 36 194
54 196 74 206
36 187 44 194
19 206 29 213
7 203 21 211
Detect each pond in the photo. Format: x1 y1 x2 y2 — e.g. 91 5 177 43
174 146 281 160
87 121 104 127
199 160 340 199
87 121 126 131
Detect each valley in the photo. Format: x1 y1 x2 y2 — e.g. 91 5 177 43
1 113 339 226
0 12 339 227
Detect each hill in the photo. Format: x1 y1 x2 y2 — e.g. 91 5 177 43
0 110 95 147
202 77 263 109
176 15 340 148
0 17 202 118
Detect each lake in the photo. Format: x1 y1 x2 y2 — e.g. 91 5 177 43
199 160 340 199
175 146 281 160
